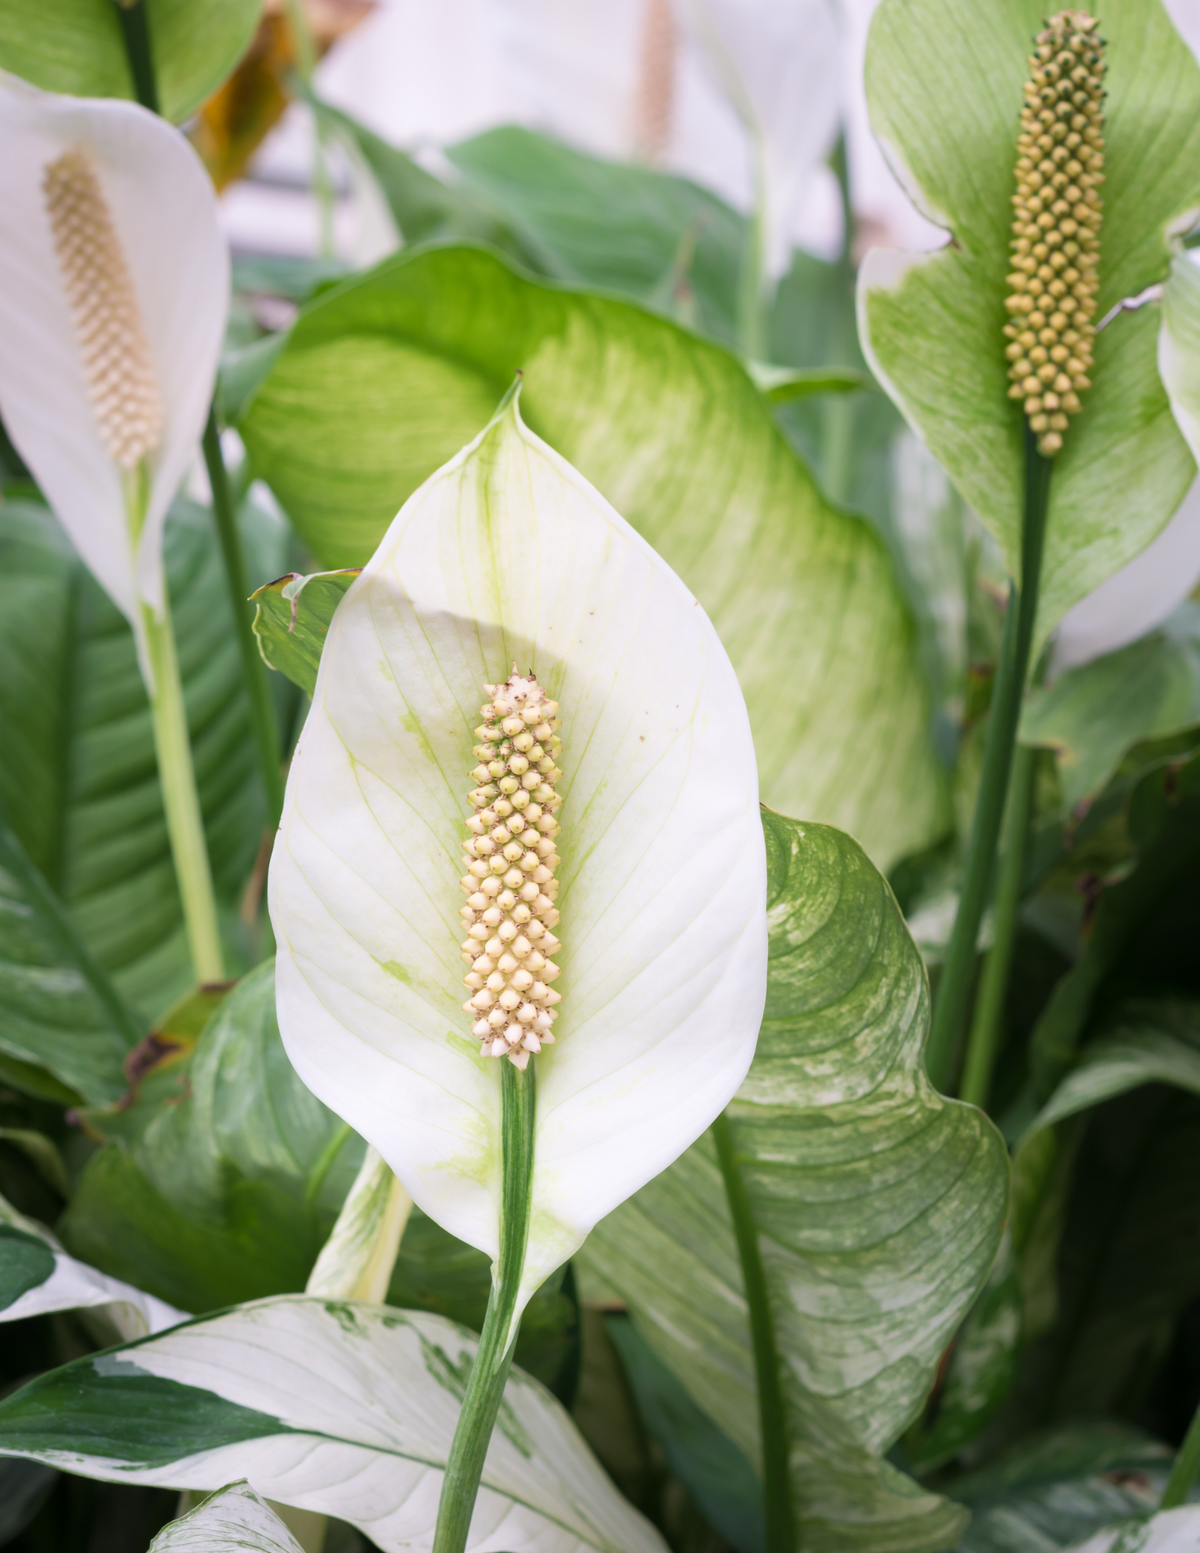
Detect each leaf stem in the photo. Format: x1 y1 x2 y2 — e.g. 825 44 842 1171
432 1061 536 1553
1162 1398 1200 1508
202 413 286 830
958 741 1036 1110
712 1110 794 1553
927 427 1052 1090
112 0 159 114
738 134 770 362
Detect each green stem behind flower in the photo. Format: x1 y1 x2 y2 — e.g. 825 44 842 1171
737 134 770 362
432 1062 535 1553
927 428 1052 1092
958 741 1036 1110
124 466 224 985
202 414 285 830
712 1110 794 1553
112 0 159 114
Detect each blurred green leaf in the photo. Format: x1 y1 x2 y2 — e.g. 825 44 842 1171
0 498 286 1027
251 568 359 697
240 244 948 868
0 0 264 124
0 1224 55 1310
1021 606 1200 812
860 0 1200 645
578 813 1009 1552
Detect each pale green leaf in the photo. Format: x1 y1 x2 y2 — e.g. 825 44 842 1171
1160 251 1200 463
0 1295 667 1553
305 1146 412 1304
150 1482 303 1553
0 0 262 124
270 390 767 1311
240 243 948 868
1020 603 1200 810
860 0 1200 644
578 813 1009 1552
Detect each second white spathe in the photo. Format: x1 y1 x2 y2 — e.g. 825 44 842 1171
0 69 228 632
269 390 767 1311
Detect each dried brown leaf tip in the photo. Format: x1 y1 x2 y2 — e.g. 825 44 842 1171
1004 11 1106 457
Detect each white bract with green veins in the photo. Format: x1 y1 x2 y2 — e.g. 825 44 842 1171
0 69 227 650
269 391 767 1309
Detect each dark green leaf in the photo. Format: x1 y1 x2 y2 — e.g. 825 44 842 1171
0 1224 55 1310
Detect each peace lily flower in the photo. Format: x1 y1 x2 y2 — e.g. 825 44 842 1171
269 385 766 1309
0 69 231 982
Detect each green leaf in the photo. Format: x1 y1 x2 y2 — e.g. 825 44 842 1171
445 125 745 346
1069 1508 1200 1553
1161 252 1200 462
0 1295 668 1552
240 244 947 868
577 813 1009 1552
1020 605 1200 811
250 569 360 699
0 497 287 1028
0 812 139 1104
860 0 1200 643
0 1224 55 1310
947 1422 1173 1552
1029 751 1200 1095
60 962 363 1313
0 0 264 123
149 1481 304 1553
606 1313 765 1553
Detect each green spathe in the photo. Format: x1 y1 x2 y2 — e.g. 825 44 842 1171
578 814 1009 1553
859 0 1200 647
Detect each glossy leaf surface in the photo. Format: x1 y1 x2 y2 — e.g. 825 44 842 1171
0 1295 668 1553
241 243 947 868
860 0 1200 644
579 813 1009 1552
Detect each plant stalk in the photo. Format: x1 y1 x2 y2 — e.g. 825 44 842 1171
1162 1400 1200 1509
737 134 770 362
202 413 286 830
712 1110 793 1553
432 1062 536 1553
958 741 1036 1110
926 427 1052 1090
112 0 159 114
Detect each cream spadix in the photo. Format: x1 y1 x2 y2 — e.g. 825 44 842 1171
0 69 228 632
269 390 767 1306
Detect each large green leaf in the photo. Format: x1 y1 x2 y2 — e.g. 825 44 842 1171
1020 605 1200 812
0 1296 667 1553
59 961 362 1314
578 813 1009 1552
0 812 139 1104
250 569 359 698
240 245 947 868
0 0 263 123
0 498 286 1029
860 0 1200 644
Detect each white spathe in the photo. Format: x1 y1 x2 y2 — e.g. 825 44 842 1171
0 70 228 628
269 392 767 1309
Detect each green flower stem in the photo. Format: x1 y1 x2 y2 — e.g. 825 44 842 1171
712 1110 793 1553
201 413 286 830
1162 1398 1200 1508
927 427 1052 1092
432 1061 536 1553
958 740 1036 1110
112 0 159 114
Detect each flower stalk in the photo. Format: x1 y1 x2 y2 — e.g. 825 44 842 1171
432 1059 536 1553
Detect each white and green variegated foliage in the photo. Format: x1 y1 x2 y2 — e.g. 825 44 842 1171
0 1295 667 1553
579 813 1010 1553
859 0 1200 646
1068 1508 1200 1553
0 1189 182 1339
269 389 767 1316
149 1482 303 1553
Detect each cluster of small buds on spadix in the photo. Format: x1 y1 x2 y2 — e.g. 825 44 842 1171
459 670 564 1070
42 146 163 471
1004 10 1105 458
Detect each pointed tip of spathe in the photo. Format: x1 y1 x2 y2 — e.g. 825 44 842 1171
487 372 525 428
